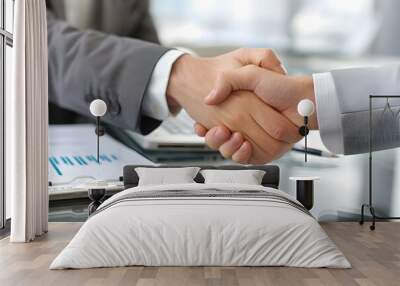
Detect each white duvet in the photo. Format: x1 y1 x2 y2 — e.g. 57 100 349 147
50 183 350 269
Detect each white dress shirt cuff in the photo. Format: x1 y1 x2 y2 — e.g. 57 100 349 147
141 50 185 121
313 72 344 154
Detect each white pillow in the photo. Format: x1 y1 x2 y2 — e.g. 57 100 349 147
200 169 266 185
135 167 200 186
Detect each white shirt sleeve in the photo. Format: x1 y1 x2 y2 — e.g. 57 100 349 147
141 50 185 121
313 72 344 154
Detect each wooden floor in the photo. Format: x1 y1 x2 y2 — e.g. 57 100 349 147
0 222 399 286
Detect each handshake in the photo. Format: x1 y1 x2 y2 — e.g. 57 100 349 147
166 48 318 164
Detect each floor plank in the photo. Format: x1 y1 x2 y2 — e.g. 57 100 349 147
0 222 399 286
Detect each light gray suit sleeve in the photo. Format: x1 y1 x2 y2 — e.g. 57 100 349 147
47 9 171 134
314 65 400 154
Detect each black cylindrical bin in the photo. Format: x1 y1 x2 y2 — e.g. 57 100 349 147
296 180 314 210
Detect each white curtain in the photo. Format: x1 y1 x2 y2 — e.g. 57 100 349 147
7 0 48 242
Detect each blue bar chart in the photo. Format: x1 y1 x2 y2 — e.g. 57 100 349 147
48 124 153 184
48 154 119 177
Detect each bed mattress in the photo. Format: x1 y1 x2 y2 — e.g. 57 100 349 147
50 183 350 269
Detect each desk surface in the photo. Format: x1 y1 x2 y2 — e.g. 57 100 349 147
48 127 400 222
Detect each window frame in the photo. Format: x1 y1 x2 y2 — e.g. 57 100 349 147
0 0 13 230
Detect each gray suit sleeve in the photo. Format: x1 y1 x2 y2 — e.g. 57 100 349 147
47 10 171 133
315 65 400 154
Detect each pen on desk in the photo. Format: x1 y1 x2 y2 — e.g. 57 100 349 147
292 146 338 158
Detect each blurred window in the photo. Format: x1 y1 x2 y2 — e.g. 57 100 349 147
150 0 377 56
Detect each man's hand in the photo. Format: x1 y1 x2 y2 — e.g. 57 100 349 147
194 65 316 163
166 49 302 164
205 65 316 128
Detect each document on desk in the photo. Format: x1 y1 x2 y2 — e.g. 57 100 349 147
49 124 154 185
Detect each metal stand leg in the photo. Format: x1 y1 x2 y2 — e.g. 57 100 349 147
360 95 400 231
362 96 376 231
360 204 365 225
359 203 376 231
370 206 376 231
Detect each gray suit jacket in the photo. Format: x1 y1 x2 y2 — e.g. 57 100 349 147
46 0 170 134
316 65 400 155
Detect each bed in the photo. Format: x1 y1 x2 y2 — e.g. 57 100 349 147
50 165 350 269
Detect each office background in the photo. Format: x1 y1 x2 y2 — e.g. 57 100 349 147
151 0 384 56
2 0 400 225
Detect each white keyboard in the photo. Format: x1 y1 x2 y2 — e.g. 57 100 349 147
160 114 196 135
